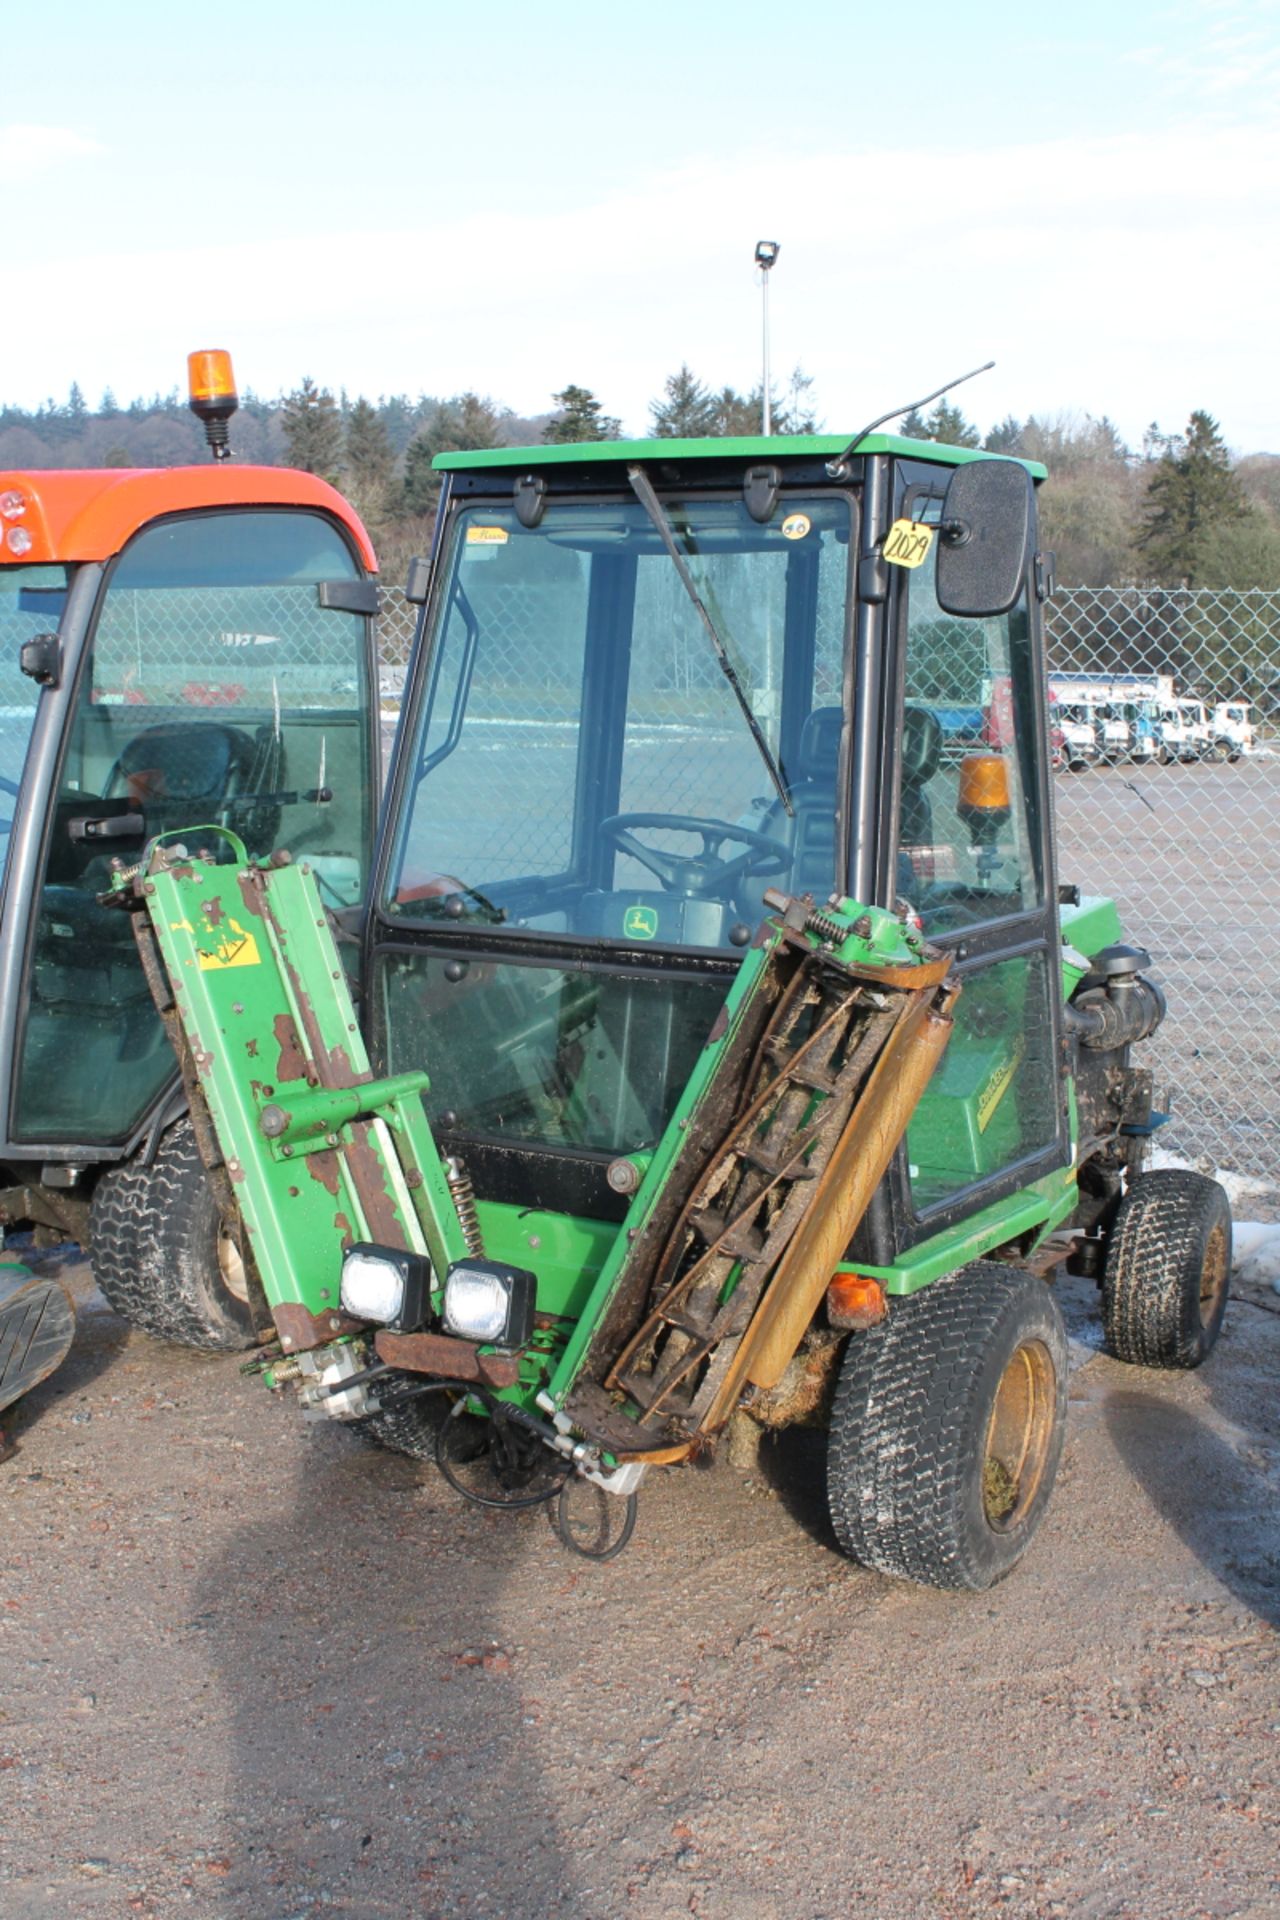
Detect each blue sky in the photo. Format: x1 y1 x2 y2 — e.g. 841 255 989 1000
5 0 1278 450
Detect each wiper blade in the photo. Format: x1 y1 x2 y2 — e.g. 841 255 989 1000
626 464 792 818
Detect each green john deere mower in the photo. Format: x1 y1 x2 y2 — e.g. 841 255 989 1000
113 427 1231 1587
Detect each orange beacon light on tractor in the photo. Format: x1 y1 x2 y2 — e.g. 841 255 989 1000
187 349 239 459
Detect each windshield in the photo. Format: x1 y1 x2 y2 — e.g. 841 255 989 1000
0 564 68 873
385 493 853 952
13 511 374 1147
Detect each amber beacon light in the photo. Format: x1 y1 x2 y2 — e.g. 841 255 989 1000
187 349 239 460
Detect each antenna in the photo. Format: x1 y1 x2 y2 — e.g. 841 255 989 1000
826 361 995 478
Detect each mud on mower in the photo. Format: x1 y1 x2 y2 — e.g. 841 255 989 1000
104 426 1228 1587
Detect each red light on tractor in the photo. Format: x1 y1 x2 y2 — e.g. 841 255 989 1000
826 1271 887 1331
187 349 239 460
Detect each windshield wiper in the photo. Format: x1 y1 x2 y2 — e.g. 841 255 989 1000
626 464 792 818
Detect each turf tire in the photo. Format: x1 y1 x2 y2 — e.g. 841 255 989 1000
1100 1169 1231 1369
89 1118 255 1352
827 1262 1068 1591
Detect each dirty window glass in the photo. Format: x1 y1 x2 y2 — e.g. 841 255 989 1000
897 543 1044 935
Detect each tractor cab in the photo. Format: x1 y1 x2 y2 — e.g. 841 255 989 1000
0 356 380 1330
120 425 1219 1589
370 434 1065 1263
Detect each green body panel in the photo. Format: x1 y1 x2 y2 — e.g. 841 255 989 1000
850 1164 1080 1297
139 834 469 1315
436 432 1047 479
474 1200 613 1323
907 961 1032 1189
1059 894 1125 980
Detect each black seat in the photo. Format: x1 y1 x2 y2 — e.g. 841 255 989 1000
105 722 256 804
105 720 285 852
738 705 842 922
741 703 944 921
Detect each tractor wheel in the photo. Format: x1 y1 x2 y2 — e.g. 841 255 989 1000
826 1262 1067 1590
0 1267 77 1416
1101 1170 1231 1369
358 1392 442 1461
89 1118 255 1352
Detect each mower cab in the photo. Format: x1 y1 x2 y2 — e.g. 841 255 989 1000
0 354 381 1352
127 428 1224 1587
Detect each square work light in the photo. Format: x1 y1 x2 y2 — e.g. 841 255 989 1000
442 1261 537 1350
339 1243 432 1329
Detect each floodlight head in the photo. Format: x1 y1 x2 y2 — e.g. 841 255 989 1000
755 239 780 271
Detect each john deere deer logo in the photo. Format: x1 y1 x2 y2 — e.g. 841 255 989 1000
623 905 658 940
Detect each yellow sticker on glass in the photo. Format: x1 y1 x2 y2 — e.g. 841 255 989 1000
466 525 509 546
883 519 934 569
781 512 811 541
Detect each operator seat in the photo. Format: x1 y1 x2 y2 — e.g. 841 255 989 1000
106 721 255 807
104 720 285 850
738 702 943 922
738 704 842 923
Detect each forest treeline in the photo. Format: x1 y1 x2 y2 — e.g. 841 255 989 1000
3 366 1278 593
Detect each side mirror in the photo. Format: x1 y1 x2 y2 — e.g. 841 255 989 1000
934 460 1035 617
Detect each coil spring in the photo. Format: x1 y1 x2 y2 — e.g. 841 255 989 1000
806 905 872 946
805 905 848 945
445 1155 485 1257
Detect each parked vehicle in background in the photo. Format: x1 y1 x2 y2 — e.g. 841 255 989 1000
1157 704 1194 761
1176 698 1218 761
1210 700 1254 760
1056 703 1100 770
1122 702 1162 763
1096 703 1131 763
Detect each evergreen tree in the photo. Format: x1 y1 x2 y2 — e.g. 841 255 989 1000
650 365 719 438
984 415 1025 455
282 376 343 485
710 368 818 437
921 399 981 448
345 397 395 492
1138 410 1249 586
899 408 929 439
399 392 506 516
543 385 621 444
66 382 88 426
401 437 439 517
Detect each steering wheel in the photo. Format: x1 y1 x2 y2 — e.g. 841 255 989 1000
600 813 789 898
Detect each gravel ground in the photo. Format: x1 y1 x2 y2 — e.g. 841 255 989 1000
2 1250 1278 1920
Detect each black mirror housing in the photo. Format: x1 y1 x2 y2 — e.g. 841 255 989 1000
934 460 1035 617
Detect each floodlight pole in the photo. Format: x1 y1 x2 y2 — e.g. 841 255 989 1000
755 241 780 435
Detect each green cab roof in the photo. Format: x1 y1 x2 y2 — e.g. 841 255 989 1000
435 431 1047 480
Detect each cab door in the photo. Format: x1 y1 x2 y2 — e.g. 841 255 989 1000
884 500 1068 1240
4 508 379 1156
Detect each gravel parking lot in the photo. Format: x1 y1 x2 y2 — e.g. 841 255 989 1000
3 1250 1278 1920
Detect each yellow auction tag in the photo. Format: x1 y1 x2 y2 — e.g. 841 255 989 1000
466 525 508 546
883 519 934 569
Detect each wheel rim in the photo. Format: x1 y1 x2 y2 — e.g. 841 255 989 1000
1199 1221 1230 1330
217 1226 250 1304
982 1338 1057 1531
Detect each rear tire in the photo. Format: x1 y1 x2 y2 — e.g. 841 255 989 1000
359 1391 443 1461
89 1119 255 1352
1101 1170 1231 1369
827 1262 1067 1590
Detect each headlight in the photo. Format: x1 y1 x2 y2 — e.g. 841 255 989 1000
442 1261 536 1350
339 1243 432 1329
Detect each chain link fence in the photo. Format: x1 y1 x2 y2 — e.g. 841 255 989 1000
375 585 1280 1180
